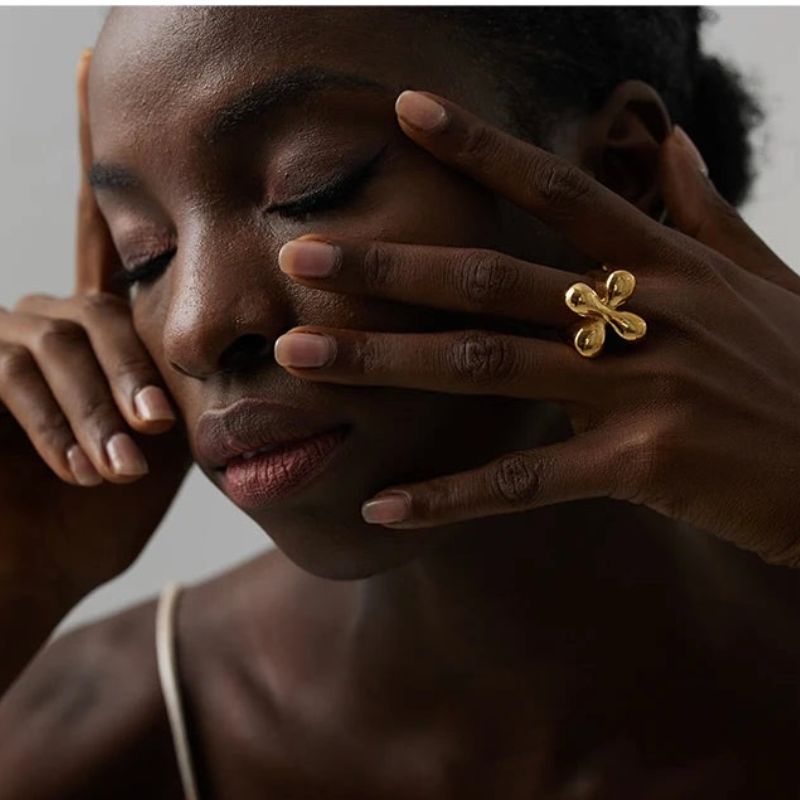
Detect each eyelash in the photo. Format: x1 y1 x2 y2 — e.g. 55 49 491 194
114 249 175 290
115 147 386 289
268 146 385 222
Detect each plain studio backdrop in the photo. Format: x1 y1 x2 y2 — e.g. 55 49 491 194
0 7 798 636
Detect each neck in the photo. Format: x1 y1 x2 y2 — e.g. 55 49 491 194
350 497 773 730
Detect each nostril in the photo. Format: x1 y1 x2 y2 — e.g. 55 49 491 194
219 333 271 372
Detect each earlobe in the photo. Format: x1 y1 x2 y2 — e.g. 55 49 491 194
573 80 672 218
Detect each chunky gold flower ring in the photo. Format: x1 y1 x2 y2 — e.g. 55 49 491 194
564 265 648 358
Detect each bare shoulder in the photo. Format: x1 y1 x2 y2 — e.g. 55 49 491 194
0 548 292 800
0 548 351 800
0 586 184 800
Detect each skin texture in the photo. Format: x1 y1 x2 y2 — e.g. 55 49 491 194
3 7 800 799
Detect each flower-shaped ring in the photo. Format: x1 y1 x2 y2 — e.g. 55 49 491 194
564 267 648 358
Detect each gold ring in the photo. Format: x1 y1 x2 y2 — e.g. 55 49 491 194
564 266 647 358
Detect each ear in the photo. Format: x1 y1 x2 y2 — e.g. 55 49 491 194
569 80 671 218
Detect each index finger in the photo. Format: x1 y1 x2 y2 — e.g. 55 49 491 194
75 48 123 297
394 90 669 268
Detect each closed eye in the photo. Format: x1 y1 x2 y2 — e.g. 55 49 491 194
112 249 175 290
266 144 387 222
111 145 388 290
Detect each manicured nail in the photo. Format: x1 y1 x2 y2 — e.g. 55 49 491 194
274 332 335 368
66 444 103 487
106 432 149 476
362 492 411 524
279 240 340 278
134 385 175 423
395 90 448 132
673 125 709 177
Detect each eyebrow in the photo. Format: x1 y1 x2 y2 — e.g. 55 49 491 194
206 66 396 144
88 67 397 191
87 162 139 190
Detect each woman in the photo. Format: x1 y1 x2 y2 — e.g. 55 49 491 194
2 6 800 798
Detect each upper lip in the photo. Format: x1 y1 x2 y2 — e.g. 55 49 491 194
195 397 349 471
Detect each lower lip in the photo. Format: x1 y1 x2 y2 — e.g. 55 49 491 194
220 426 351 510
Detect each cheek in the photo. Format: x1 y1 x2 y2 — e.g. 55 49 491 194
283 147 508 336
377 148 503 250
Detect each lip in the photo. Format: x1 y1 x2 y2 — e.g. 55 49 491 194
194 397 349 471
221 425 352 510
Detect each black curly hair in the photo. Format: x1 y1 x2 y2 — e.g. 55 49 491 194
417 7 762 207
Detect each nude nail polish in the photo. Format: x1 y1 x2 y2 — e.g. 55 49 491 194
106 432 149 477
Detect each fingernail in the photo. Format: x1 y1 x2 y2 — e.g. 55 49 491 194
673 125 709 177
66 444 103 487
134 385 175 423
362 492 411 524
279 240 340 278
395 90 448 132
274 332 335 368
106 432 149 476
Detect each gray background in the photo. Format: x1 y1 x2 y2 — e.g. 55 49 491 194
0 8 797 636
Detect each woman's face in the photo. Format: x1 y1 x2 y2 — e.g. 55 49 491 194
89 7 573 578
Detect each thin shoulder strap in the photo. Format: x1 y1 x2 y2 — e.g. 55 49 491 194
156 581 201 800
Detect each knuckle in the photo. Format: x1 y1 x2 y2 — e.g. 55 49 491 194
35 318 87 352
450 330 517 386
13 293 54 313
530 159 592 214
351 333 380 376
0 344 34 381
31 413 74 453
620 410 688 503
409 476 457 521
615 424 662 505
111 353 155 385
78 392 121 427
80 290 128 320
458 250 518 312
361 243 393 292
456 123 500 168
491 451 541 506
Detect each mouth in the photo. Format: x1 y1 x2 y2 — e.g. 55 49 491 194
194 396 353 511
219 424 352 511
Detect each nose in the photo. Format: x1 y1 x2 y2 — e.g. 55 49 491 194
162 222 291 380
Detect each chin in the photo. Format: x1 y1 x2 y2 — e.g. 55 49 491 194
251 501 445 581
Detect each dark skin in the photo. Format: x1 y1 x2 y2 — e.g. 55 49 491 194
2 7 800 798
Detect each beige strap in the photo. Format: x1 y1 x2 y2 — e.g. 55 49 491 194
156 581 201 800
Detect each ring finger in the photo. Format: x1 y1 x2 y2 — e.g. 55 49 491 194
274 325 602 401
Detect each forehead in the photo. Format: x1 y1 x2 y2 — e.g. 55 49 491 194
88 8 500 161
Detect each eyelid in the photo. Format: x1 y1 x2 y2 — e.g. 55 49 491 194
265 143 388 214
112 248 175 290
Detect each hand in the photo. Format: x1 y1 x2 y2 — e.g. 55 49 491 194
0 50 192 610
272 89 800 569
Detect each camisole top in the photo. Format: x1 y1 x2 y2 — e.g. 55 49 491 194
155 581 201 800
